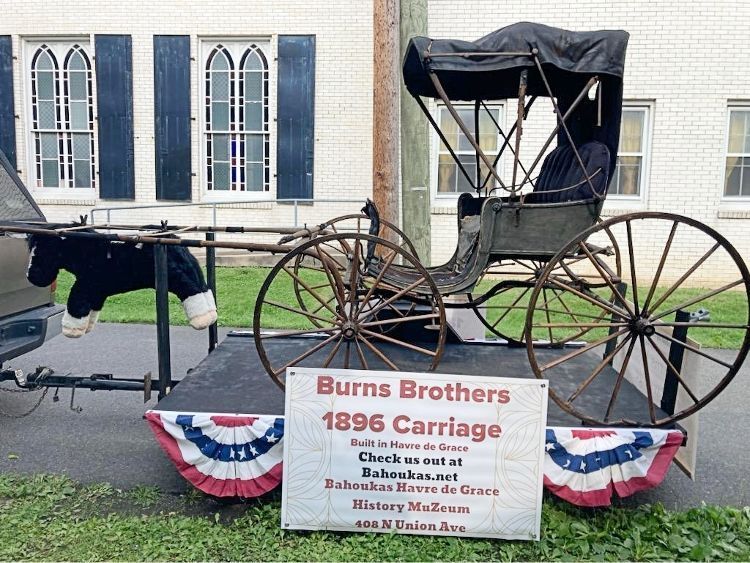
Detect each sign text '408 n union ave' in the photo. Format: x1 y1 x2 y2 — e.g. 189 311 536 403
281 368 548 540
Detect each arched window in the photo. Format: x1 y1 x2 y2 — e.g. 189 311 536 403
29 42 96 189
204 41 269 193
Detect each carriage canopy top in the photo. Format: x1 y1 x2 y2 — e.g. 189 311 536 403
403 22 629 101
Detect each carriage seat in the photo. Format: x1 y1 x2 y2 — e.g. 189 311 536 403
530 141 610 204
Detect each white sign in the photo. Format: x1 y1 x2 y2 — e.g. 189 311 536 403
281 368 548 540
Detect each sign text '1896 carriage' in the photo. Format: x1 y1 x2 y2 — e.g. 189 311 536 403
281 368 548 540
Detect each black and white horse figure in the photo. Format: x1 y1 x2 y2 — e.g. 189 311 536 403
27 233 217 337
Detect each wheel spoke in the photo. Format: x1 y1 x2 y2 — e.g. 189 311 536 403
349 237 362 312
604 336 637 422
647 243 720 314
354 339 369 369
546 276 629 320
272 333 339 377
542 288 554 343
362 276 428 320
578 241 635 317
358 336 399 370
535 322 630 329
323 337 344 368
644 333 701 404
358 248 398 307
567 332 632 403
650 279 743 322
654 321 750 330
283 266 341 319
318 250 346 312
360 312 439 329
260 327 339 339
360 328 437 357
626 221 640 317
653 330 733 369
638 334 657 424
491 287 530 329
641 221 678 315
537 328 630 372
263 299 337 326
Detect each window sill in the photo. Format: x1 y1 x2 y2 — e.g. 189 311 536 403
200 201 274 210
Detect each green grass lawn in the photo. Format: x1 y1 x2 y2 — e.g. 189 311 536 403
54 268 747 348
0 474 748 561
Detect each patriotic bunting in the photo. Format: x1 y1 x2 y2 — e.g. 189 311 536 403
146 412 683 506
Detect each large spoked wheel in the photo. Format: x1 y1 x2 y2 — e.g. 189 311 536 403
526 212 750 427
291 213 419 328
254 233 447 390
470 226 621 346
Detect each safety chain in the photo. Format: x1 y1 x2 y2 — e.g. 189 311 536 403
0 367 53 418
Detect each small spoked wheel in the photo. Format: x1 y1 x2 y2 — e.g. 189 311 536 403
254 233 446 390
470 225 621 346
526 212 750 427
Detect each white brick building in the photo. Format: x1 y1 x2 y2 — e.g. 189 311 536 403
0 1 748 281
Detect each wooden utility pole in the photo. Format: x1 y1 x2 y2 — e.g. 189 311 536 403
399 0 430 262
373 0 400 242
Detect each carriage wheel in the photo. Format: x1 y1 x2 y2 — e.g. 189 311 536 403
526 212 750 427
470 225 621 346
254 233 446 390
292 213 419 328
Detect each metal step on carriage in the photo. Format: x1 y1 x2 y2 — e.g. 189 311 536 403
2 23 748 431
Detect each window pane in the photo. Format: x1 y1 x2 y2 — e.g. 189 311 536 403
728 111 749 153
70 101 88 130
69 71 87 99
211 102 229 130
439 109 459 149
68 51 86 71
211 51 229 71
457 154 477 192
211 71 229 100
456 109 474 151
37 71 54 99
73 133 90 159
725 161 741 196
615 155 641 195
620 110 644 153
437 153 456 193
478 109 500 152
37 51 53 70
74 160 90 187
40 133 58 158
213 162 230 190
42 160 58 187
244 72 262 101
246 134 262 161
38 100 56 128
742 158 750 196
244 51 262 71
213 134 229 161
245 102 262 131
246 162 263 191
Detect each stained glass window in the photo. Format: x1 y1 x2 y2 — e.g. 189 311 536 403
29 42 96 189
204 42 269 193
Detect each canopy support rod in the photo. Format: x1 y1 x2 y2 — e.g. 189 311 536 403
428 71 507 191
413 94 476 190
426 51 534 58
479 96 536 191
474 99 481 193
511 69 528 196
516 75 599 191
532 56 600 198
480 101 535 191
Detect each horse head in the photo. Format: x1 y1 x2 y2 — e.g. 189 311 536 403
26 234 63 287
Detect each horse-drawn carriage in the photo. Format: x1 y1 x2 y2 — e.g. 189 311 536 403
3 23 749 432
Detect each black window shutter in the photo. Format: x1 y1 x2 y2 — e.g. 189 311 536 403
277 35 315 200
95 35 135 199
0 36 16 167
154 35 191 201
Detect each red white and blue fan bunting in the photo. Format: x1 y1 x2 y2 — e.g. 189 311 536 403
145 411 284 498
543 427 684 507
146 413 683 505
